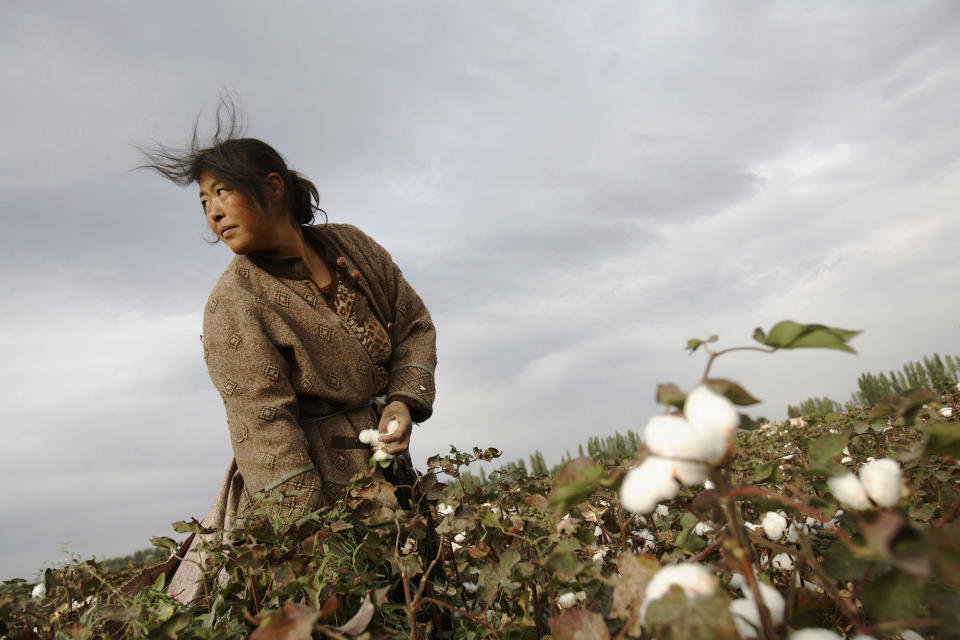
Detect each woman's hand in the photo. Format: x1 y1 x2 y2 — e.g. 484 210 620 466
378 400 413 455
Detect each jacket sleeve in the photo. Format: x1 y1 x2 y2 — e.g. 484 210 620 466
203 291 322 519
346 226 437 422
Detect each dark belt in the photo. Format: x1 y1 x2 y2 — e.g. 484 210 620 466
298 396 387 449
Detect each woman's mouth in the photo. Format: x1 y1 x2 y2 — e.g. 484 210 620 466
220 226 237 238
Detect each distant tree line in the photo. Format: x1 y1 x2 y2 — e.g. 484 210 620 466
787 352 959 417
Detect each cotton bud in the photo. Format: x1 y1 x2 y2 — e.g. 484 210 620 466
557 591 578 608
772 553 794 571
373 448 394 462
761 512 787 539
791 629 842 640
827 472 872 510
640 563 718 621
858 458 902 507
358 429 381 445
620 458 680 514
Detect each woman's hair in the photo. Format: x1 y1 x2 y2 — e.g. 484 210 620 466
138 94 325 227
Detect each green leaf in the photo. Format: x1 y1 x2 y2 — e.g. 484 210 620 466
686 338 704 353
545 550 586 581
807 431 849 476
861 570 924 624
549 457 604 512
753 320 861 353
920 422 960 457
657 383 687 408
478 549 521 602
704 378 760 406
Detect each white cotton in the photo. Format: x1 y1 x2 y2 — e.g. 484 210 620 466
747 580 785 623
462 581 477 593
785 522 808 544
805 517 818 527
672 459 708 486
373 448 394 462
594 525 603 538
762 512 788 540
940 407 953 418
772 553 794 571
866 456 875 462
790 629 842 640
358 428 381 445
693 521 715 536
729 598 762 638
557 591 578 608
386 418 400 434
638 528 655 541
744 522 761 532
859 458 902 507
789 417 808 428
31 583 45 599
851 636 879 640
684 385 740 436
840 456 853 464
620 458 680 514
655 504 670 517
641 563 718 621
782 454 795 460
645 415 698 458
728 573 747 590
437 503 455 516
827 472 872 510
576 590 587 602
842 447 851 456
704 479 715 490
592 550 606 563
901 630 925 640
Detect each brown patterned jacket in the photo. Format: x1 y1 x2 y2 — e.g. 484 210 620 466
202 223 437 518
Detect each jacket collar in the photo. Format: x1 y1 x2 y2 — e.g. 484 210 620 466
245 225 335 280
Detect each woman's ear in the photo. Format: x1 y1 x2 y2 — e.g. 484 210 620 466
264 172 285 202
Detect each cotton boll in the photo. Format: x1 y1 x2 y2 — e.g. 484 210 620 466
728 573 747 591
373 448 394 462
790 629 843 640
772 553 794 571
655 504 670 517
31 583 45 599
437 503 455 517
747 580 785 623
557 591 578 608
851 635 879 640
684 385 740 436
744 522 761 532
704 479 715 490
620 458 680 514
688 424 733 465
641 563 718 621
762 512 788 539
386 418 400 434
462 581 477 593
940 407 953 418
729 598 761 638
827 473 872 510
693 521 715 536
858 458 902 507
644 415 697 458
840 456 853 464
901 630 925 640
671 459 707 486
358 429 381 445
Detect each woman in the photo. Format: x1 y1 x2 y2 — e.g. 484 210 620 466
129 119 437 604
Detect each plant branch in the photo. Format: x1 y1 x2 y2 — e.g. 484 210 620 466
797 532 864 633
702 346 776 380
419 597 502 639
710 468 776 640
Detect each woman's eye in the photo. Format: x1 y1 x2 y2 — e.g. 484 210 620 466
217 187 229 196
200 200 208 213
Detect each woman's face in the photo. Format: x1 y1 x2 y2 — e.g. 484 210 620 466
199 173 280 255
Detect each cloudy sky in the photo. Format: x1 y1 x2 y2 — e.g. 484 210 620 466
2 1 958 580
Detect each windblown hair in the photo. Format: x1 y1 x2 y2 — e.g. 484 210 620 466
138 94 325 226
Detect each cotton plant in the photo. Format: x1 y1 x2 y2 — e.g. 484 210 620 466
620 384 740 513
